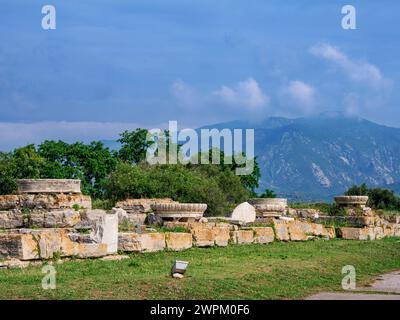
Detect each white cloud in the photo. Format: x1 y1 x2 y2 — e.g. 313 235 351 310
0 121 146 151
285 80 316 110
310 43 390 89
214 78 269 111
170 80 200 108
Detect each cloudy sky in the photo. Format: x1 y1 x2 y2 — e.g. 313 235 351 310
0 0 399 150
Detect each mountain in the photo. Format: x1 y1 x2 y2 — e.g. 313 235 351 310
203 113 400 201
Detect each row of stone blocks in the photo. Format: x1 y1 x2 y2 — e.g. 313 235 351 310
118 220 338 253
118 219 400 253
2 218 399 260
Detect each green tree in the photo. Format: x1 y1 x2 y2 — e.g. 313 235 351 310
118 129 154 164
38 140 117 198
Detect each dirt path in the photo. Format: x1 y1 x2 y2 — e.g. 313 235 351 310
306 270 400 300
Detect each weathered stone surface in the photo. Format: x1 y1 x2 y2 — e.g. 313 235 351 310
0 229 108 260
213 224 231 247
252 227 274 244
189 223 215 247
29 210 81 228
0 210 24 229
273 219 290 241
165 232 192 251
118 232 165 252
17 179 81 194
287 221 313 241
311 223 336 239
230 202 256 223
230 230 254 244
337 227 370 240
79 210 118 254
0 194 92 210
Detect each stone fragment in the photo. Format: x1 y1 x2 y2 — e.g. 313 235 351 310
165 232 192 251
172 273 184 279
230 202 256 224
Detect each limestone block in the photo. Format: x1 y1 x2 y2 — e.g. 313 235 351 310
165 233 192 251
29 210 81 228
287 221 312 241
184 222 215 247
0 210 24 229
252 227 274 244
118 232 165 252
213 224 231 247
231 230 254 244
337 227 370 240
273 219 290 241
230 202 256 223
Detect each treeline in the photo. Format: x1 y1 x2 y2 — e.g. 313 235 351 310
0 129 260 216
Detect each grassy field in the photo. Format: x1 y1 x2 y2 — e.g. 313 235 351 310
1 237 400 300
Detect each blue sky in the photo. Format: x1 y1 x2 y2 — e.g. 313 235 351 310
0 0 399 149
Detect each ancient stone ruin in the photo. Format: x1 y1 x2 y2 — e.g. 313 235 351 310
1 184 400 269
0 179 118 268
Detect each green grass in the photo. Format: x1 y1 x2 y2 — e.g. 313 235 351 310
1 238 400 300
